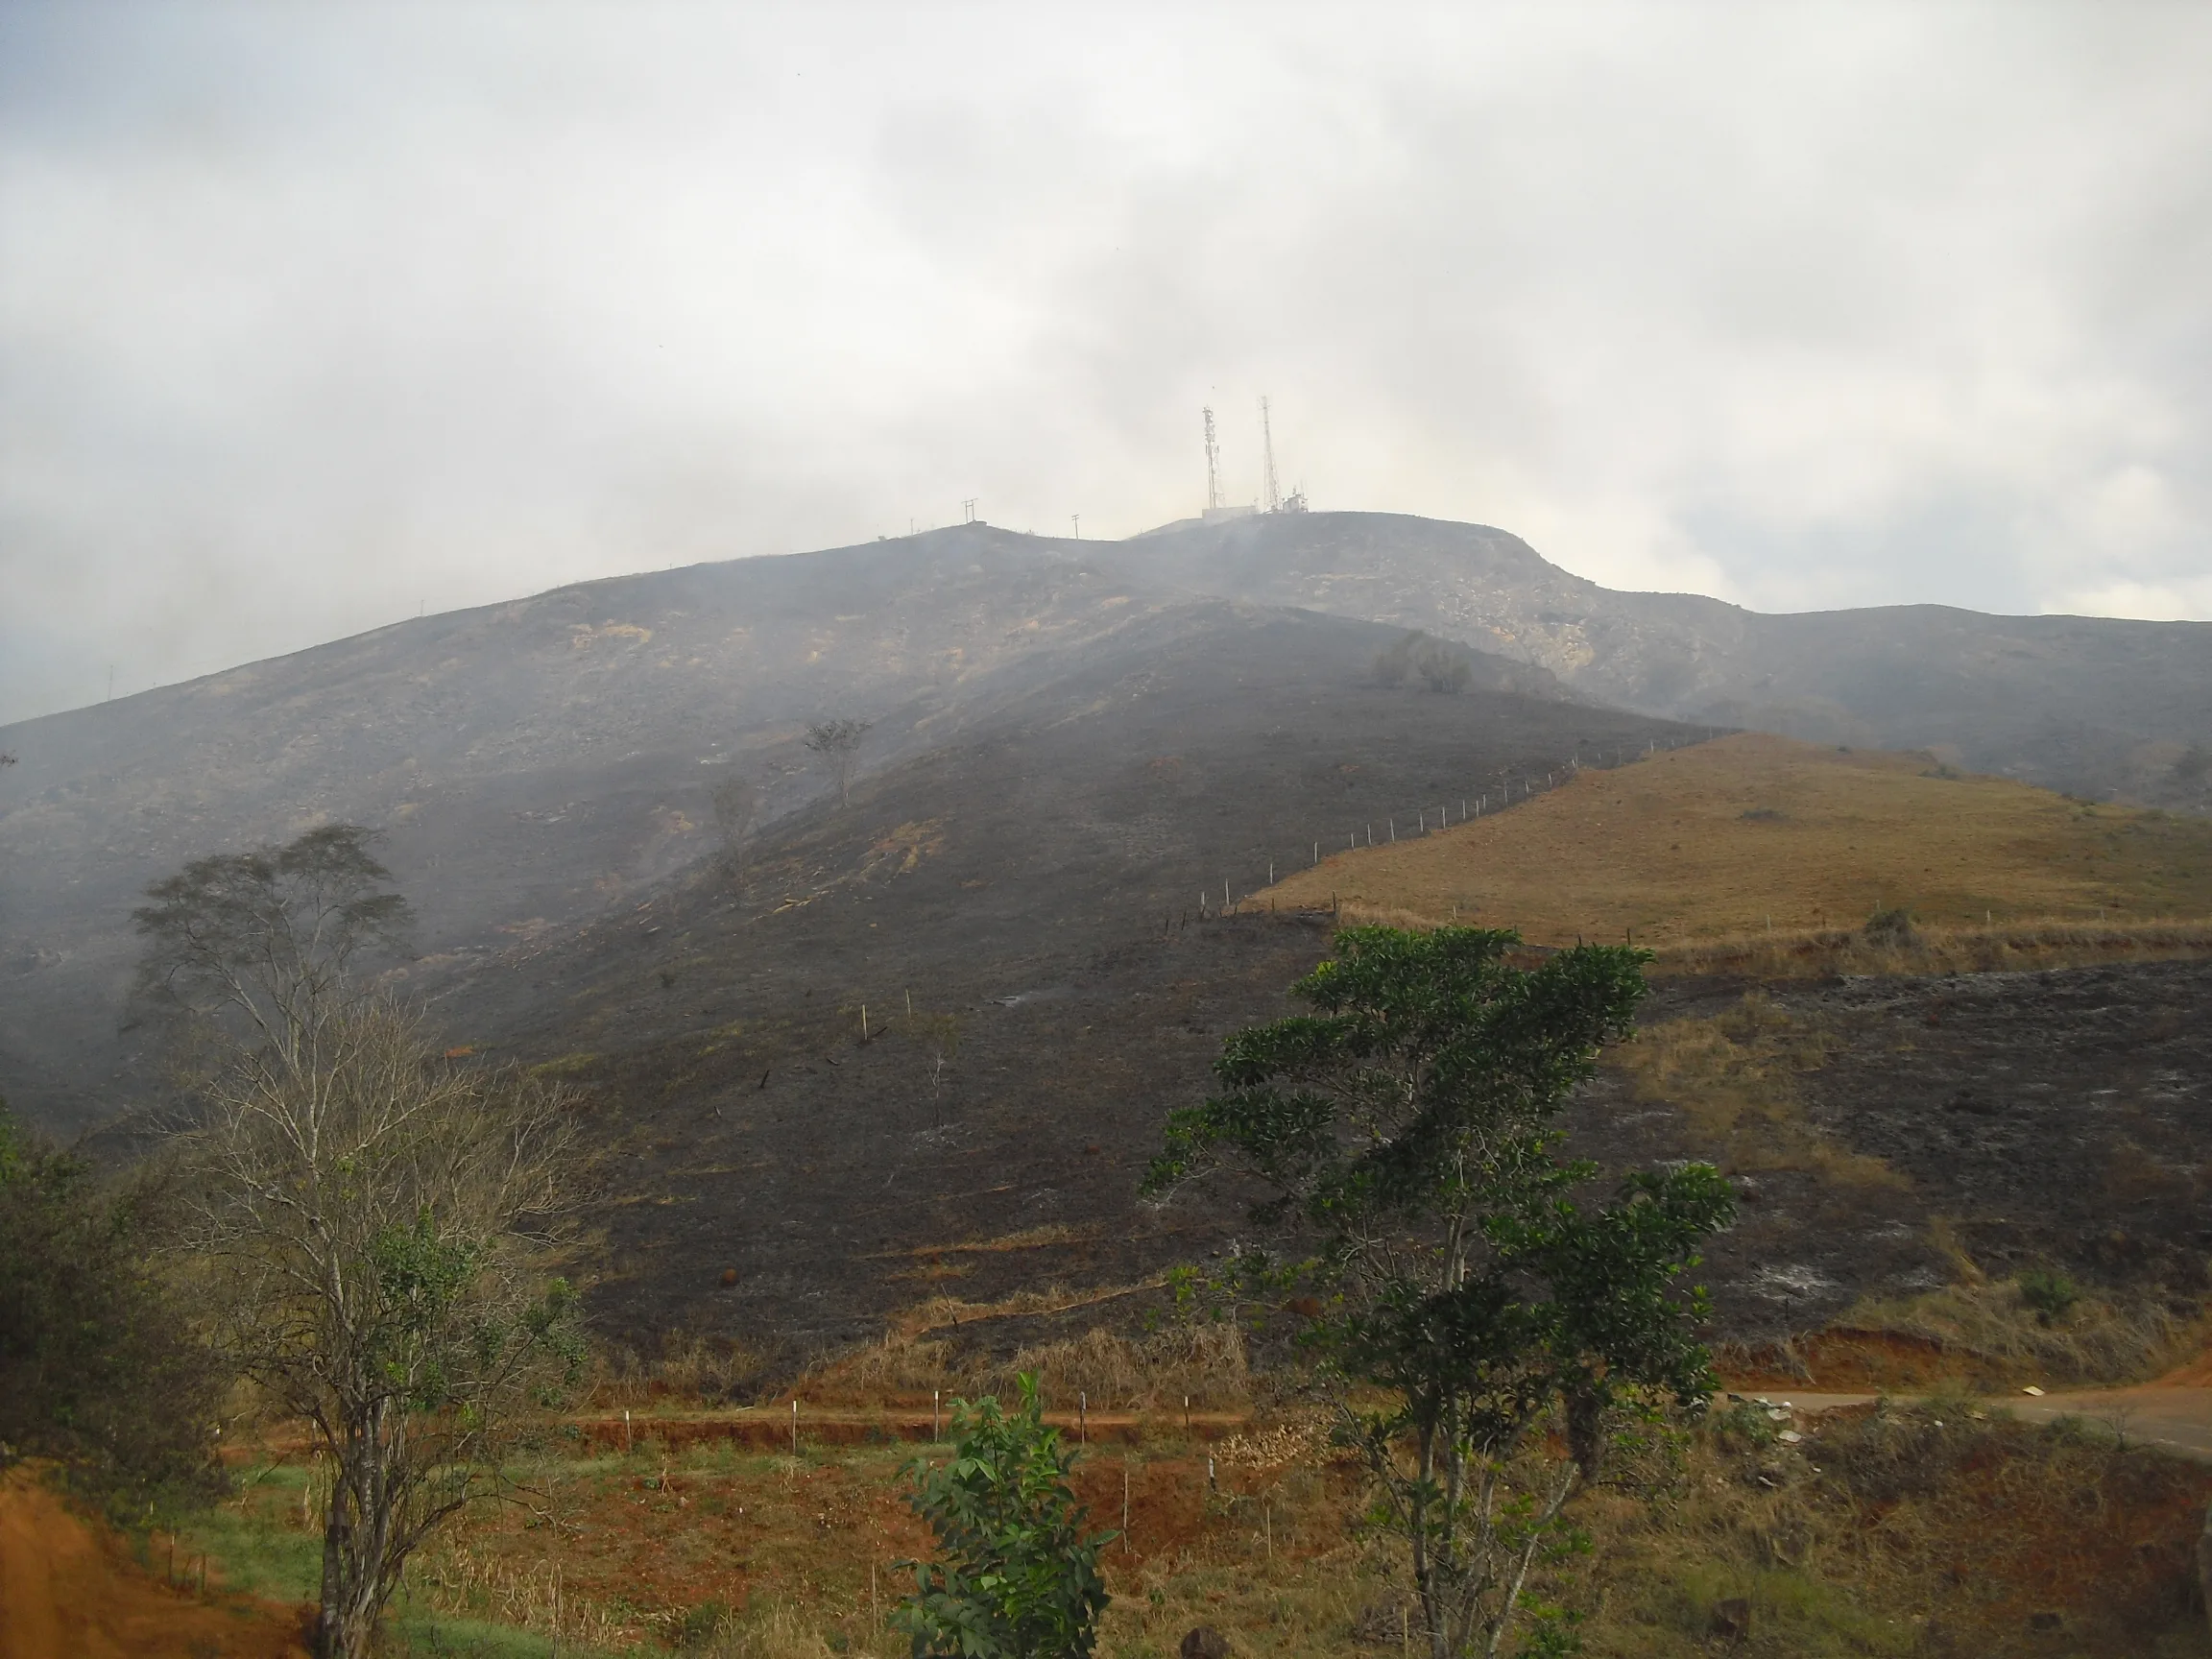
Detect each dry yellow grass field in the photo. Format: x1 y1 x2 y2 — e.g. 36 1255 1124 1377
1256 732 2212 949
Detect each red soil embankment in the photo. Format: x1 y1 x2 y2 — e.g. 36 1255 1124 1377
0 1467 309 1659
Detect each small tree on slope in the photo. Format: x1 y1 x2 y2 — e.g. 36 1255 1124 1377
1143 926 1734 1658
805 716 873 807
894 1374 1114 1659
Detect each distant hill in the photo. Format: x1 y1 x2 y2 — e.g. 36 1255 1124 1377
1094 512 2212 805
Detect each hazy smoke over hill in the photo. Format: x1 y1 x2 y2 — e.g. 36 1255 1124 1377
4 4 2212 723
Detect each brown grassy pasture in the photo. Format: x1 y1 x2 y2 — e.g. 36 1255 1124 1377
189 1396 2212 1658
1256 733 2212 950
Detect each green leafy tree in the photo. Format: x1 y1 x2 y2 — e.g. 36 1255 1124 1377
894 1374 1114 1659
1144 927 1734 1659
0 1096 224 1518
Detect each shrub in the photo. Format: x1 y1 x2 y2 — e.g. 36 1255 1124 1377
1373 631 1474 694
892 1374 1114 1659
1861 907 1917 948
0 1098 226 1518
2018 1269 2081 1326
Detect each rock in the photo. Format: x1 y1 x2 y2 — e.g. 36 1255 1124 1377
1181 1628 1232 1659
1712 1597 1753 1640
2028 1610 2062 1632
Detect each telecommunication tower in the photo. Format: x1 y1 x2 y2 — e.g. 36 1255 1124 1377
1259 396 1282 514
1202 407 1223 512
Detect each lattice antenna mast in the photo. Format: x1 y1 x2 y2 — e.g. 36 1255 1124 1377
1203 406 1223 512
1259 396 1281 514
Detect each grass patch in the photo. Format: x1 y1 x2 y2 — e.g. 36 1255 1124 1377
867 1223 1085 1259
1654 914 2212 980
1254 732 2212 950
1607 995 1905 1187
1828 1277 2210 1388
805 1321 1251 1413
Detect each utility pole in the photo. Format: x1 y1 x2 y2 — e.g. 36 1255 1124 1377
961 497 978 524
1203 407 1223 512
1071 514 1080 539
1259 396 1281 514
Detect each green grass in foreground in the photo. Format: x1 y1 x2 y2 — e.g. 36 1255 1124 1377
178 1464 616 1659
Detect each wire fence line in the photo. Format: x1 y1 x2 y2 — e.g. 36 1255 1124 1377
1166 728 1727 931
788 726 1726 1044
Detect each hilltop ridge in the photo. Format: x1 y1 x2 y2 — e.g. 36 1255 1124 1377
2 509 2205 1137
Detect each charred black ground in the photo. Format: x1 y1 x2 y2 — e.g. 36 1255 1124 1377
425 607 1691 1358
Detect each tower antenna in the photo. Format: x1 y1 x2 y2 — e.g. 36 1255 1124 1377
1259 396 1281 514
1202 407 1222 512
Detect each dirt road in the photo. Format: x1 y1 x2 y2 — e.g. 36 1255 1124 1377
0 1467 307 1659
1752 1379 2212 1463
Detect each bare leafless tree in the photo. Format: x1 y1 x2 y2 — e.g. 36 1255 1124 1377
137 827 579 1659
804 717 873 807
709 773 758 872
907 1011 961 1127
177 1001 580 1659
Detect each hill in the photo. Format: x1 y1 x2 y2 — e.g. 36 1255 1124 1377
1094 512 2212 805
0 524 1577 1134
1253 731 2212 946
399 607 1684 1357
7 509 2206 1132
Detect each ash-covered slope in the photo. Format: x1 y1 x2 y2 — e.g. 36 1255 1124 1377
1095 512 2212 802
7 505 2203 1138
0 529 1221 1129
410 604 1689 1354
0 526 1570 1133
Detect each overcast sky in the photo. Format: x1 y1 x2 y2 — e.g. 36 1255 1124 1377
3 2 2208 724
